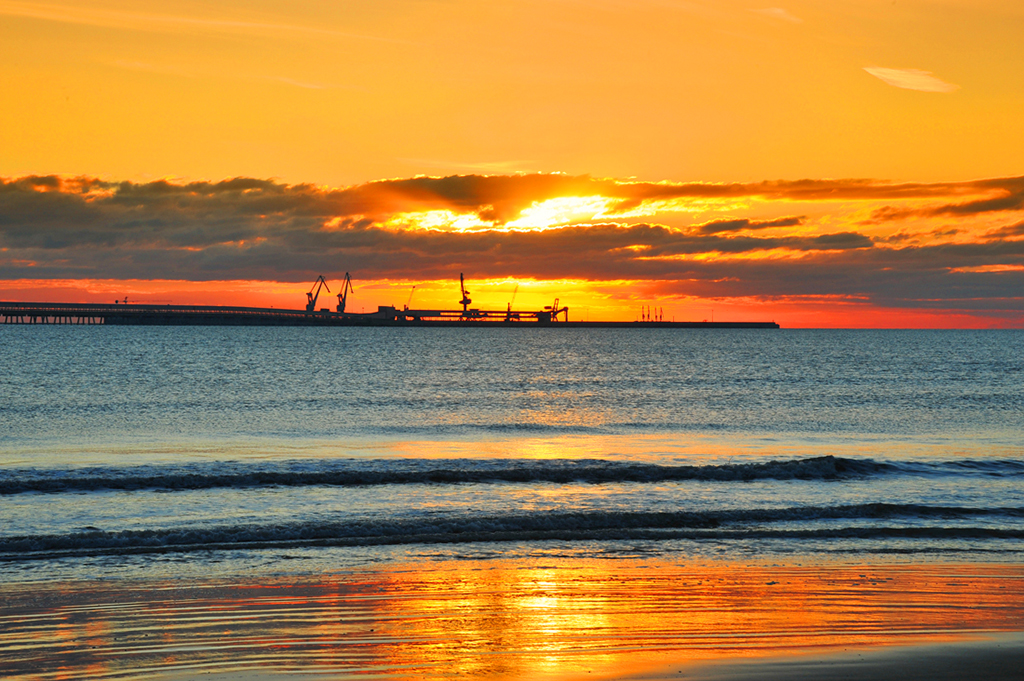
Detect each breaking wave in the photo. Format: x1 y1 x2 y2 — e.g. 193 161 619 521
0 455 908 494
3 455 1021 496
2 502 1022 561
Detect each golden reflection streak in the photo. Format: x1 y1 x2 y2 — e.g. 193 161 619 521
2 562 1023 680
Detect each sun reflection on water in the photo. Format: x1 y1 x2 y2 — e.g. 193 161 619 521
3 561 1023 680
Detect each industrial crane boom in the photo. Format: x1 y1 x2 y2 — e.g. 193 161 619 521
336 272 354 313
459 273 472 313
505 284 519 321
306 275 330 312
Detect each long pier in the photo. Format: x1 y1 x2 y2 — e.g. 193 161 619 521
0 301 779 328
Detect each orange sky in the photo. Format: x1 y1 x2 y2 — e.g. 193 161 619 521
2 1 1023 327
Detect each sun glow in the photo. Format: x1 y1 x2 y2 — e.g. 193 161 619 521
377 196 654 232
504 196 615 229
382 209 492 232
949 264 1024 273
639 248 824 263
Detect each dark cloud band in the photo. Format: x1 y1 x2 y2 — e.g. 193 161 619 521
2 173 1023 313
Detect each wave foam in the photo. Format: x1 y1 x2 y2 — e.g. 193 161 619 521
3 503 1021 561
0 455 896 495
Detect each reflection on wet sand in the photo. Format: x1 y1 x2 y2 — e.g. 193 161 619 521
2 561 1023 680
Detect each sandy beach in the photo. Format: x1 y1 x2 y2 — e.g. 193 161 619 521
3 560 1022 680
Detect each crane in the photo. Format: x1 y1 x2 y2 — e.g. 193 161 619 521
405 285 416 310
459 273 472 313
306 275 330 312
505 284 519 321
336 272 354 313
543 298 568 322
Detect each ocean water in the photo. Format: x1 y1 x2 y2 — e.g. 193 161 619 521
1 326 1022 581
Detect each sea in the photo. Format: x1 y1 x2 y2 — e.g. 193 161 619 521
2 325 1022 582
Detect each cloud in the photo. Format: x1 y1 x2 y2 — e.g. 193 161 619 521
867 177 1024 222
863 66 959 93
4 173 1021 239
109 60 342 91
316 174 1021 223
865 205 915 224
398 158 540 174
264 76 335 90
1 173 1022 313
110 60 190 77
750 8 803 23
985 221 1024 240
0 1 409 43
695 216 803 234
931 183 1024 216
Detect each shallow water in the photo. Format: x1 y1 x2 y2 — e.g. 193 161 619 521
1 327 1022 580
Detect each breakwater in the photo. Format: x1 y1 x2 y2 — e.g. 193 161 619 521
1 301 779 328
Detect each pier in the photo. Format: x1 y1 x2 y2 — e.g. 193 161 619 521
1 301 354 326
1 301 779 328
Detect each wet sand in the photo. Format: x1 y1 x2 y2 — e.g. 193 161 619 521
2 561 1023 680
617 634 1024 681
175 635 1024 681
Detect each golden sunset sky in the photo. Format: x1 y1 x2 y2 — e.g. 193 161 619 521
2 0 1023 326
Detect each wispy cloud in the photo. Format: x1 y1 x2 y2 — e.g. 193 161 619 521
867 177 1024 222
863 66 959 93
109 60 350 91
750 7 803 23
695 216 803 234
0 1 410 43
398 158 541 174
262 76 336 90
109 60 191 77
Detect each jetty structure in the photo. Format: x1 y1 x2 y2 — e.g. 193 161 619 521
1 274 779 328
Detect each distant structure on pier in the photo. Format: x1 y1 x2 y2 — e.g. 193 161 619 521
1 273 779 328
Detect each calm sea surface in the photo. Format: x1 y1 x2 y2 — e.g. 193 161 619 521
1 327 1022 581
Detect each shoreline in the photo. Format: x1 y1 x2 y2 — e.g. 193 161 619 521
91 634 1024 681
152 634 1024 681
3 560 1023 680
621 634 1024 681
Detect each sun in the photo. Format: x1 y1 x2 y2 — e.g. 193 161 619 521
503 196 615 230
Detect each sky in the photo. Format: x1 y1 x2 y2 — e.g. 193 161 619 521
2 0 1023 327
